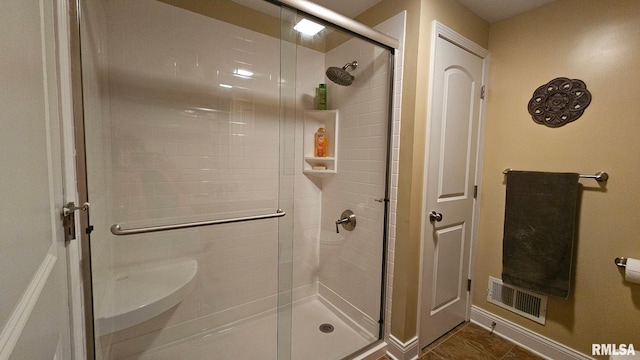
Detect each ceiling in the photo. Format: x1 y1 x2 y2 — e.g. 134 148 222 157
310 0 555 23
308 0 382 19
456 0 555 23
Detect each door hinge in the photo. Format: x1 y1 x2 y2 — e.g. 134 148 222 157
467 279 472 291
62 202 89 242
480 85 485 100
473 185 478 199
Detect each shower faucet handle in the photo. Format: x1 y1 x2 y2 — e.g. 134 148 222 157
335 210 356 233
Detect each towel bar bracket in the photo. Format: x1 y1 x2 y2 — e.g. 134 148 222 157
583 171 609 182
615 257 627 268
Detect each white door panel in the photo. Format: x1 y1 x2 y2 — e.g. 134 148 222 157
420 25 487 349
0 0 71 358
431 224 465 313
438 69 475 201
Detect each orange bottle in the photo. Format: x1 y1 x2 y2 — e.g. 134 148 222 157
315 127 327 157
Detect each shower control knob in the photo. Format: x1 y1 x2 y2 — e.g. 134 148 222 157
429 211 443 222
335 210 356 233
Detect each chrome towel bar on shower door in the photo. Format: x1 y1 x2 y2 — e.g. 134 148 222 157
110 209 286 236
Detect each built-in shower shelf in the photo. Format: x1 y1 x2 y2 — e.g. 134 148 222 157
303 110 338 175
303 156 337 175
96 258 198 335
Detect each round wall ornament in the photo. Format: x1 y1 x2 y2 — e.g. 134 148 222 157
527 77 591 128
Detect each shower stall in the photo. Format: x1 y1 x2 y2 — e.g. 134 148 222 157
75 0 397 358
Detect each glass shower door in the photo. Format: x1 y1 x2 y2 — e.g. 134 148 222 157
79 0 295 358
78 0 394 358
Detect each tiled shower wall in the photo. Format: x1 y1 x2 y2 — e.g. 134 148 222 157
292 45 324 300
91 1 293 357
105 1 282 229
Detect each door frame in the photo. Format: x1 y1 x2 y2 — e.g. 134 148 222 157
416 21 490 347
63 0 93 358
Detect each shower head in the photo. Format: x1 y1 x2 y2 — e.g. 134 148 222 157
325 61 358 86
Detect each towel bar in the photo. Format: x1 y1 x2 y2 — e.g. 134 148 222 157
502 169 609 182
615 257 627 268
111 209 286 236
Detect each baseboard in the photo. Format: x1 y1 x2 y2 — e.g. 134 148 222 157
352 341 387 360
470 306 594 360
385 334 419 360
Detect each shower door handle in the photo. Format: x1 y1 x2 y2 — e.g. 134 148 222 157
429 211 443 222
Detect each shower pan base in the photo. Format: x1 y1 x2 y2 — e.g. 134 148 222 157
115 297 374 360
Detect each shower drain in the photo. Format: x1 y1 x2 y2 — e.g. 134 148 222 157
319 323 334 333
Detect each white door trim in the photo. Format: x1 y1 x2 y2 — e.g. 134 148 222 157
434 22 489 59
416 20 490 349
55 0 87 358
386 335 420 360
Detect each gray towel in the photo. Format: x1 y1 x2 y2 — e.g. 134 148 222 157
502 171 579 298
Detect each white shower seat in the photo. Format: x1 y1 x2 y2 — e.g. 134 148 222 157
96 258 198 335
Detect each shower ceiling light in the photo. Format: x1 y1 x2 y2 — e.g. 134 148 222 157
234 69 253 78
294 19 324 36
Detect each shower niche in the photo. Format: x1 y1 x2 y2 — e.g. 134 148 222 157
303 109 339 175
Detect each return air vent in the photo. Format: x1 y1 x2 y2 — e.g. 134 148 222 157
487 276 547 325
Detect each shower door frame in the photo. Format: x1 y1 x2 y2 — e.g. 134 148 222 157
68 0 95 358
66 0 399 358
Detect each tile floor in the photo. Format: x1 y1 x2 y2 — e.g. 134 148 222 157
379 322 544 360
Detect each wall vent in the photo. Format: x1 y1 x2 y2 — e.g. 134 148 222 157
487 276 547 325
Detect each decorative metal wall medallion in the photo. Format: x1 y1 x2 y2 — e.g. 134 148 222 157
527 77 591 127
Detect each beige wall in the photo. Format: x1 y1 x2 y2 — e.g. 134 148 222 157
475 0 640 356
358 0 489 342
364 0 640 352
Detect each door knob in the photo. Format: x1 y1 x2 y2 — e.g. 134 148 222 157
429 211 443 222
